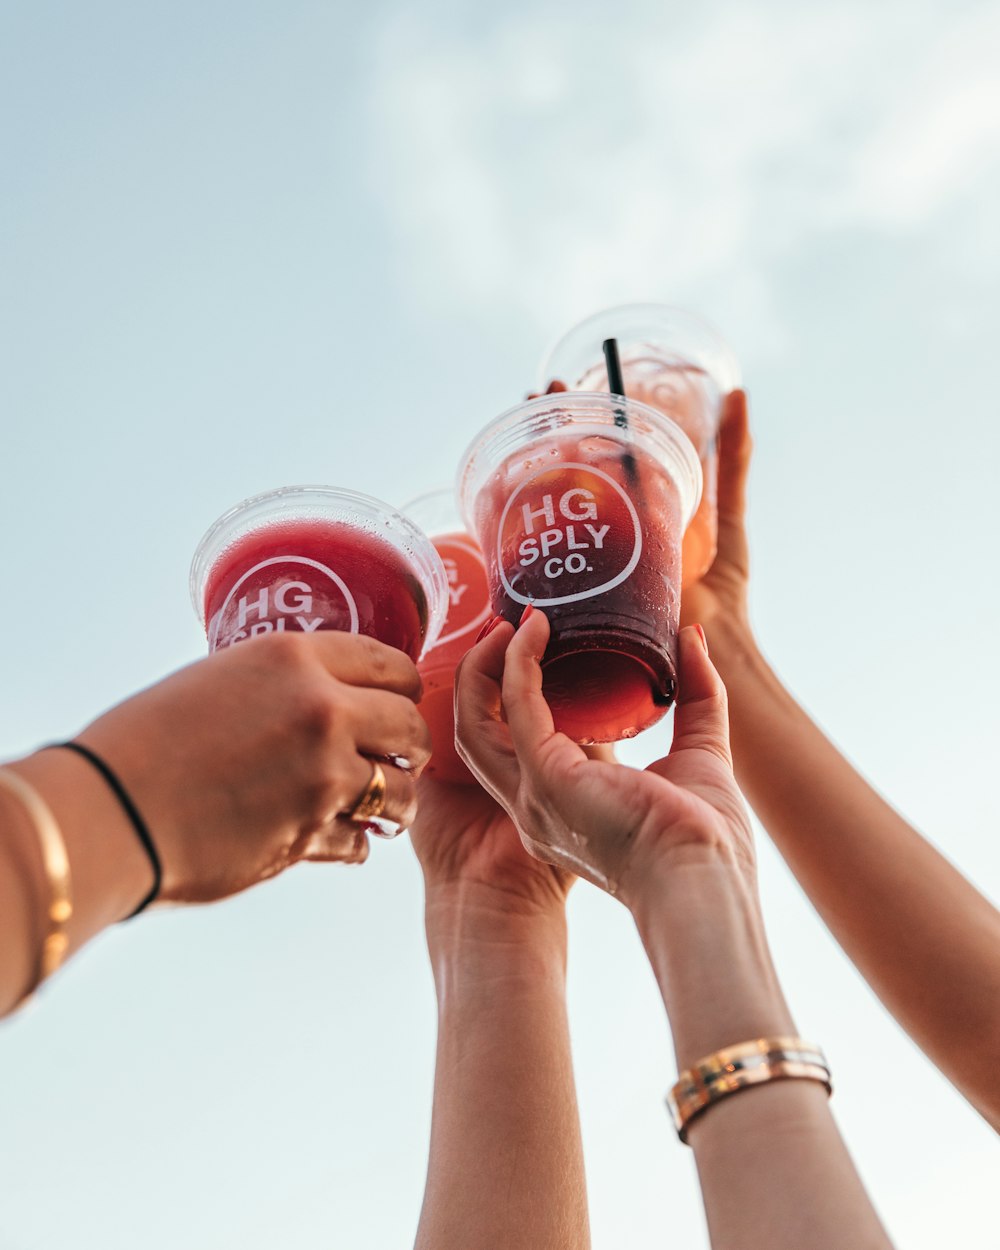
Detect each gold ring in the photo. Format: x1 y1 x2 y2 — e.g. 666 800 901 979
348 761 388 822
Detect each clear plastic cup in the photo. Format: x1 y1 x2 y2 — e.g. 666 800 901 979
457 393 702 744
539 303 741 585
402 490 492 785
190 485 449 659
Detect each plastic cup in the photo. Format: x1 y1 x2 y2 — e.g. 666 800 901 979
403 490 492 785
457 393 702 744
539 303 741 585
190 485 449 659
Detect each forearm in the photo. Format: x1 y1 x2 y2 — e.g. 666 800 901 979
0 750 152 1015
417 891 589 1250
709 618 1000 1126
633 857 892 1250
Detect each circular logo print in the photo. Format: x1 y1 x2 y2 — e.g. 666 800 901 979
208 555 360 651
429 535 491 651
496 462 643 608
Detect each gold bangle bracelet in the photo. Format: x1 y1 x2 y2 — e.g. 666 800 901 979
667 1036 832 1144
0 767 73 1002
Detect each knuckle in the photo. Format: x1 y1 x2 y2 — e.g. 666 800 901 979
292 683 347 746
254 630 310 669
707 685 728 719
307 756 363 822
354 633 392 679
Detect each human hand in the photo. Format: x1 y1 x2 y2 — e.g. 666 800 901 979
680 389 752 637
410 774 572 919
75 632 431 903
454 610 754 910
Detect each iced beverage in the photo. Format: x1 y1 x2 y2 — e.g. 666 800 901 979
404 491 492 784
190 486 449 659
540 304 740 585
458 394 701 744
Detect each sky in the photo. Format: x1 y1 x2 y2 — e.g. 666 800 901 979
2 0 1000 1246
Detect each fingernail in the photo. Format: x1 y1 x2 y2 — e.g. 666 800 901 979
518 603 535 627
693 623 709 655
476 615 505 643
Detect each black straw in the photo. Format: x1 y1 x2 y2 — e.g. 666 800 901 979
603 337 637 479
603 337 627 404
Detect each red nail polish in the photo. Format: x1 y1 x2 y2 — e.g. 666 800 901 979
476 615 504 643
693 623 709 655
518 603 535 626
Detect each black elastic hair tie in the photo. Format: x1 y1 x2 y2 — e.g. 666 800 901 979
48 741 162 917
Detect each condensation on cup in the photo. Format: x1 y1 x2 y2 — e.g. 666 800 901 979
458 392 702 745
539 303 741 586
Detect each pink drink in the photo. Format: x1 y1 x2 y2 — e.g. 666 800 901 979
403 490 492 783
541 305 740 586
190 487 448 657
421 532 491 783
459 394 701 743
577 349 721 584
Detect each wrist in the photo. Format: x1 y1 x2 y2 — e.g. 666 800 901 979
424 881 568 995
632 856 796 1070
425 876 567 938
7 750 154 947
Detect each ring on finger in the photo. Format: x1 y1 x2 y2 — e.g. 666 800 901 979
347 761 388 823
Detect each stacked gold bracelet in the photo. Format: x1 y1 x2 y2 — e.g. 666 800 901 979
0 767 73 1004
667 1036 832 1143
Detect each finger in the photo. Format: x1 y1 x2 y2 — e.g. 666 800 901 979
716 389 752 522
308 632 423 701
341 756 420 830
500 609 581 775
349 688 432 774
666 626 733 767
525 379 570 400
453 619 519 803
301 820 371 865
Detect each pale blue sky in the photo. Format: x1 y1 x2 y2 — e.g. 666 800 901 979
2 2 999 1246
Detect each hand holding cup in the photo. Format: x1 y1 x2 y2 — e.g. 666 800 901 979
77 632 431 903
454 609 755 905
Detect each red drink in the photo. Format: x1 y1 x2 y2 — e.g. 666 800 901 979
460 395 701 744
203 520 429 657
191 487 448 658
541 305 740 587
416 529 491 783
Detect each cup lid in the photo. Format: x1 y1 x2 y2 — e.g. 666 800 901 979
456 391 703 533
539 302 741 395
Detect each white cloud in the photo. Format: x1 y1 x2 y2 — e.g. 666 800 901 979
364 1 1000 355
840 6 1000 228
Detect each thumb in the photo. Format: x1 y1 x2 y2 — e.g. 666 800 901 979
716 389 752 522
452 618 520 806
668 625 733 767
